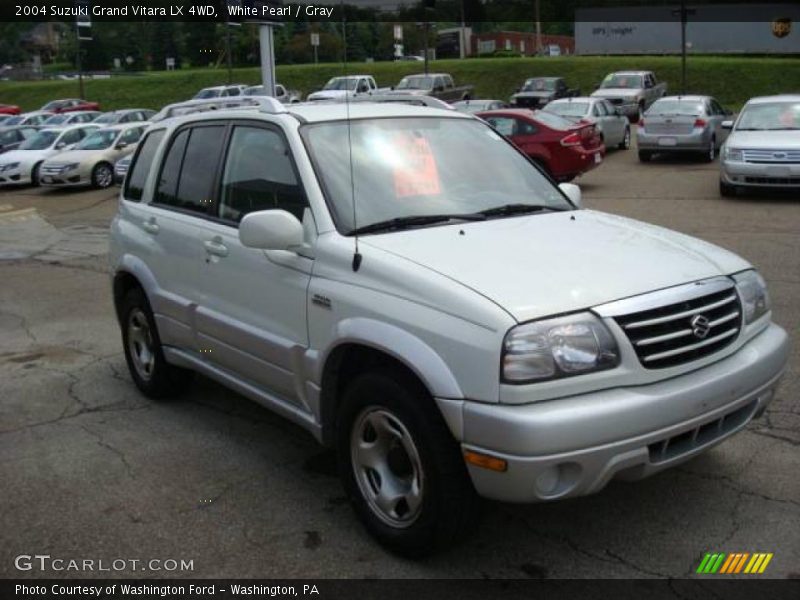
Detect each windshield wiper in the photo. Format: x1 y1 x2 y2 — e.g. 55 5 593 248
477 203 565 218
348 213 486 236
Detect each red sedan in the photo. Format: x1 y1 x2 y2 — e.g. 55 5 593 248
0 104 21 115
476 108 605 182
40 98 101 113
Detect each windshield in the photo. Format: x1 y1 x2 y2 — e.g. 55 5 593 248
194 89 221 99
4 116 23 126
0 130 19 144
522 79 556 92
19 130 59 150
647 99 704 116
736 101 800 130
42 100 70 111
77 129 118 150
600 74 643 89
93 113 119 124
43 115 69 125
302 117 570 234
323 78 357 91
546 102 590 118
397 76 433 90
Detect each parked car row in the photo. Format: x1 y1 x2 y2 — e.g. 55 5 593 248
0 98 156 189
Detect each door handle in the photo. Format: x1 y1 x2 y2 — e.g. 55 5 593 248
203 239 228 257
142 218 159 234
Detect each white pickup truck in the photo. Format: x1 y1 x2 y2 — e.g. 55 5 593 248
591 70 667 121
110 97 788 557
306 75 383 101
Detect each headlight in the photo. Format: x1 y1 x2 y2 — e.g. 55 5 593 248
733 270 770 324
61 163 79 173
723 146 743 161
502 312 619 383
0 162 19 171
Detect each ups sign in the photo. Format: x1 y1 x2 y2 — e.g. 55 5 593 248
771 17 792 38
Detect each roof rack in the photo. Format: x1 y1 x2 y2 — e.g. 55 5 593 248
151 96 287 122
326 94 455 110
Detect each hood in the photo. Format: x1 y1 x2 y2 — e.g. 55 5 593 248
43 149 105 164
726 130 800 150
307 90 353 100
0 149 42 166
361 210 749 323
513 91 555 99
591 88 639 99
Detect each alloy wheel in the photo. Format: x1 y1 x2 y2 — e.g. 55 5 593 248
127 308 155 382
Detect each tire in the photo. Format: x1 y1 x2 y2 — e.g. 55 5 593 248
618 126 631 150
336 368 480 557
120 287 192 399
91 162 114 189
31 162 43 186
719 180 737 197
635 103 644 123
702 136 716 163
638 150 653 162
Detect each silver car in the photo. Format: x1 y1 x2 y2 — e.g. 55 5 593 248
637 95 733 162
452 99 509 114
544 97 631 150
719 94 800 196
243 83 302 104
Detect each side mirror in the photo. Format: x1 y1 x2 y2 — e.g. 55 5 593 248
239 209 304 251
559 183 582 208
115 141 128 150
615 107 624 116
721 120 733 130
55 142 66 149
434 85 444 93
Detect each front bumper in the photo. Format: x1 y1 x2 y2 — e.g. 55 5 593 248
721 159 800 188
0 167 27 185
451 323 788 503
39 169 89 187
638 129 710 152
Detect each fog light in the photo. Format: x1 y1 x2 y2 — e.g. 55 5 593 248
535 462 582 497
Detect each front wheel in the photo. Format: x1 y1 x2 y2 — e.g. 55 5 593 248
31 162 43 186
618 126 631 150
336 369 479 557
92 162 114 189
719 180 738 197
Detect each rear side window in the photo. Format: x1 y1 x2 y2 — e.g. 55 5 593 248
218 125 306 223
124 129 165 202
155 125 226 214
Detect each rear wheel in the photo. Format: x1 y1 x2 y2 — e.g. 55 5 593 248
91 162 114 188
120 287 192 399
638 150 653 162
702 136 716 162
336 368 479 557
618 126 631 150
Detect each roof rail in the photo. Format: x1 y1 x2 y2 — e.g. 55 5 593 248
322 94 455 110
151 96 287 122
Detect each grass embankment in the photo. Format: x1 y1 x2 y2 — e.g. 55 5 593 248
1 56 798 112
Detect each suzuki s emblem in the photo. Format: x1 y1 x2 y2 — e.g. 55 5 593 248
691 315 711 339
772 17 791 38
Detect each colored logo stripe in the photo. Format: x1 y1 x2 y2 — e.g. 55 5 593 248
698 552 773 574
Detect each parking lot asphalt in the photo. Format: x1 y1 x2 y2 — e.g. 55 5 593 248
1 135 798 579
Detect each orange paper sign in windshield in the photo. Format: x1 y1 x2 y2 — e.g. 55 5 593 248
393 134 441 198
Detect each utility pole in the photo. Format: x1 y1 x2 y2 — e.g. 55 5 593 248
459 0 466 59
226 24 233 84
672 1 696 95
74 0 91 99
535 0 542 55
424 21 429 75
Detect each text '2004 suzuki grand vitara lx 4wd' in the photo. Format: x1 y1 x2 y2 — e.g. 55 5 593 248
110 97 789 556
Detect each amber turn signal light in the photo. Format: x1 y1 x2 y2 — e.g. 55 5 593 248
464 450 508 472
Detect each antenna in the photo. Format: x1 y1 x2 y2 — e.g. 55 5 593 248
342 6 362 272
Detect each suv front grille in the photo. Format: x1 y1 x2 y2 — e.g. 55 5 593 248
614 286 742 369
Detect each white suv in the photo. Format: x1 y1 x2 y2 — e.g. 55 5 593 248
110 98 789 556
